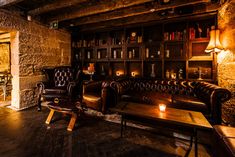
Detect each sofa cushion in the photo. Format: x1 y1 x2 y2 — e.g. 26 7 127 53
121 92 172 105
83 93 101 111
213 125 235 157
171 95 208 113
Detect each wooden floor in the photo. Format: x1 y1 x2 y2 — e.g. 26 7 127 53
0 106 212 157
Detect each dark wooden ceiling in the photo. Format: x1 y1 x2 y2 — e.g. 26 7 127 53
0 0 223 32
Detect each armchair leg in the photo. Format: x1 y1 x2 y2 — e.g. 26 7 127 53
67 113 77 131
37 95 42 111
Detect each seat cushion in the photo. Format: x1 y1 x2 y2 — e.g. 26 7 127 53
83 93 101 111
47 101 77 112
171 95 208 113
43 88 67 94
121 92 172 105
214 125 235 157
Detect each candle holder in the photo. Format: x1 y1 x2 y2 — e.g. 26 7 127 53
159 104 166 112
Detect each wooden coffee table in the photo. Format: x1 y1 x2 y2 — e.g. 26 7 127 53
110 102 213 157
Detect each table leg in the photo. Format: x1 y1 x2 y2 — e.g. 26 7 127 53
121 115 124 137
67 112 77 131
45 110 55 124
194 128 198 157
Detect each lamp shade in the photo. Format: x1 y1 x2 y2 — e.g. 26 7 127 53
205 29 223 53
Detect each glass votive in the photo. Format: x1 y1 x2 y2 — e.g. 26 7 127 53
159 104 166 112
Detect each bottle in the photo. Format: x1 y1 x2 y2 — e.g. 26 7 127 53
129 51 132 59
120 51 123 59
150 64 156 78
166 50 170 58
166 70 170 79
97 51 101 59
132 49 135 58
178 69 183 79
146 48 149 58
113 50 117 59
87 51 90 59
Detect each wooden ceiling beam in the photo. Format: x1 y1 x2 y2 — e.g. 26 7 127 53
0 0 24 7
77 7 217 32
45 0 155 22
65 0 211 27
28 0 89 16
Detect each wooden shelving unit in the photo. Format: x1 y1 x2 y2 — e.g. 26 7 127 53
71 14 217 82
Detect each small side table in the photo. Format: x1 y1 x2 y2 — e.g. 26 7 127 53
45 100 82 131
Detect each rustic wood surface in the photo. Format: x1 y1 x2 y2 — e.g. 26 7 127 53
111 102 212 130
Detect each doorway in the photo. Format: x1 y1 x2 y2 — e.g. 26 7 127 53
0 31 11 107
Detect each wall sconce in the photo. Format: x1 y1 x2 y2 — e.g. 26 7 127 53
205 26 223 54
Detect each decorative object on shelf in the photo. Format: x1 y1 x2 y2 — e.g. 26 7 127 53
113 50 117 59
166 70 170 79
130 32 137 43
121 51 123 58
150 64 156 78
101 65 106 76
166 50 170 58
197 67 203 80
196 23 202 38
205 26 223 54
189 27 195 40
116 70 124 76
97 51 101 59
146 48 149 58
87 51 90 59
159 104 166 112
88 63 95 81
171 70 176 80
178 68 183 79
129 51 132 59
132 49 135 58
131 72 137 77
157 50 161 56
137 36 142 43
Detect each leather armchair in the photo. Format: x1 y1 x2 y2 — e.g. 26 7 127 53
82 80 114 113
37 66 82 111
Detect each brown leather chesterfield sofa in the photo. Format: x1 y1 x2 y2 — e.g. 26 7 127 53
213 125 235 157
109 78 231 124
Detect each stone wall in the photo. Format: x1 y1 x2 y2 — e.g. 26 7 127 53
0 9 71 110
218 0 235 126
0 43 10 72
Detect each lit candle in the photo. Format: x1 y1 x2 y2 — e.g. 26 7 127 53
116 71 120 76
159 104 166 112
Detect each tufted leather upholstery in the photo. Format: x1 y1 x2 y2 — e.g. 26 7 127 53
110 78 231 124
82 80 115 113
37 66 82 111
213 125 235 157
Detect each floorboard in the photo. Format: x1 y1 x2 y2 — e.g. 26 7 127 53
0 106 212 157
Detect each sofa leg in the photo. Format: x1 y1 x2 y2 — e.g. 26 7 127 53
37 95 42 111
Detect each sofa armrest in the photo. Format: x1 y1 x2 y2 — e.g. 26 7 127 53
36 81 52 94
83 81 102 95
194 82 231 124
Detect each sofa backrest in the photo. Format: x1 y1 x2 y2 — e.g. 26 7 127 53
111 78 196 97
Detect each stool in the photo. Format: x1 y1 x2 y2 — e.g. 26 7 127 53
213 125 235 157
45 100 82 131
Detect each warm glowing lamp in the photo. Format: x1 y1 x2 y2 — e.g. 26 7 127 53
205 26 223 54
159 104 166 112
88 63 95 81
